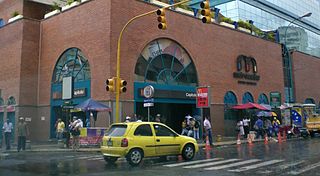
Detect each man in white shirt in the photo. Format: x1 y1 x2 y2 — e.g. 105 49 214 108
243 117 250 138
203 116 213 146
2 118 13 150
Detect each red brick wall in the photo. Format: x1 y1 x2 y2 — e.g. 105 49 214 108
292 51 320 104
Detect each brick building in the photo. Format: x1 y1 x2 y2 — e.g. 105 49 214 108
0 0 319 142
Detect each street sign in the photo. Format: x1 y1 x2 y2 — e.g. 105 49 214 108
196 86 210 108
143 103 154 107
144 98 154 103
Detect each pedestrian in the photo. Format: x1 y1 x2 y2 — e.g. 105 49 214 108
125 116 131 123
69 116 82 150
181 119 188 135
203 116 213 146
264 118 273 137
254 117 264 139
155 114 161 123
17 117 29 152
194 119 200 140
272 117 281 137
188 118 195 137
237 120 245 138
243 117 250 138
56 118 65 141
2 118 13 150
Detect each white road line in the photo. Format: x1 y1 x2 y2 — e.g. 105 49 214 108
205 159 261 170
183 159 240 169
257 160 305 174
228 160 284 172
163 158 223 167
78 156 100 160
288 161 320 175
88 157 104 161
278 160 305 170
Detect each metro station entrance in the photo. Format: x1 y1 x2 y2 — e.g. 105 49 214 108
134 38 199 132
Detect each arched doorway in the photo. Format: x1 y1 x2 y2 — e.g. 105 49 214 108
134 38 199 132
304 98 315 104
50 48 91 138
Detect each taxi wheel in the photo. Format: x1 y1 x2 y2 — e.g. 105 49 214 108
182 144 195 161
104 156 118 164
127 148 144 166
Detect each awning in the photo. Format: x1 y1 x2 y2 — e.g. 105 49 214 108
232 102 268 110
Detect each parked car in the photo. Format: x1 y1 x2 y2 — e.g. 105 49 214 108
101 122 199 166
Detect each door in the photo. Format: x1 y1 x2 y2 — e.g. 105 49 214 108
132 124 156 157
153 124 180 155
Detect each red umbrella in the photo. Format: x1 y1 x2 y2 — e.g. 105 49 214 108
232 102 268 110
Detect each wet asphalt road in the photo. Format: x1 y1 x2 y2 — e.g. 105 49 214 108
1 138 320 176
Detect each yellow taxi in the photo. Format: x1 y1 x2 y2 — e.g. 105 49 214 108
101 122 198 166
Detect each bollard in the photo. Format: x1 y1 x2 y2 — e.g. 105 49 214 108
26 140 31 149
217 135 222 142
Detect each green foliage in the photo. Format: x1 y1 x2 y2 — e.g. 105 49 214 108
11 11 20 17
220 16 233 24
52 2 61 10
238 20 251 30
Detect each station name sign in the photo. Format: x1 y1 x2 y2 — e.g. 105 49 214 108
233 55 260 85
139 88 196 100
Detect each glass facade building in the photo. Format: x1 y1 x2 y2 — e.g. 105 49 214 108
216 0 320 58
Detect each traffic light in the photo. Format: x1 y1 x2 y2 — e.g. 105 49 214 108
106 77 115 92
156 9 167 30
200 0 211 23
119 79 127 93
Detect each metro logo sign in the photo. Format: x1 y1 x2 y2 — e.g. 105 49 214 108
196 87 210 108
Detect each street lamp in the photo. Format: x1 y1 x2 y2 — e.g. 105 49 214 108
283 12 312 103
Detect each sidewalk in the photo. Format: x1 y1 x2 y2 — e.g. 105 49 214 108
0 137 268 153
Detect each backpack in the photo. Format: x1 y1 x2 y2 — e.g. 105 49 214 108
195 121 200 128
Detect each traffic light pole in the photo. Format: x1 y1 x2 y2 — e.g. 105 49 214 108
115 0 191 123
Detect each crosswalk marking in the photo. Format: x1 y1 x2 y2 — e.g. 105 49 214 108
228 160 284 172
163 158 223 167
183 159 240 169
205 159 261 170
287 161 320 175
257 160 305 174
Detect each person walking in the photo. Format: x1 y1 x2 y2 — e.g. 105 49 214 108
243 117 250 138
56 118 65 141
254 117 264 139
194 119 200 140
2 118 13 150
69 116 83 150
17 117 29 152
203 116 213 146
237 120 245 138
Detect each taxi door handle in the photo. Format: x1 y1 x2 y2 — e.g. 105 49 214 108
156 139 160 142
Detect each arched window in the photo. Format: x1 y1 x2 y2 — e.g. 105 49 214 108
305 98 315 104
242 92 254 104
52 48 91 83
258 93 269 104
224 91 238 105
134 38 198 86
